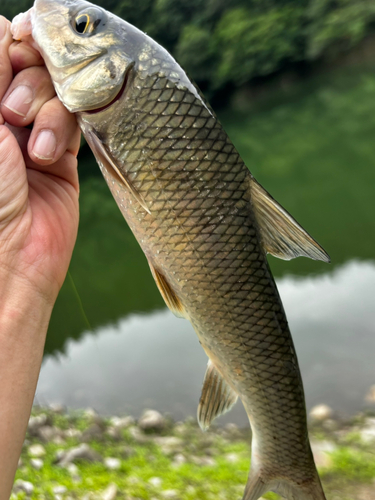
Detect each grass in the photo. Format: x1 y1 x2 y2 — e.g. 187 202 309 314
13 409 375 499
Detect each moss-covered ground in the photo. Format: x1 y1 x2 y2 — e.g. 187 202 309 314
13 408 375 500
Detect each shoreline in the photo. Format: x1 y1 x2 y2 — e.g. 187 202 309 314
12 404 375 500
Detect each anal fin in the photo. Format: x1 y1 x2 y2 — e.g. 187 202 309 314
198 360 238 431
249 177 330 263
86 129 151 214
148 262 186 318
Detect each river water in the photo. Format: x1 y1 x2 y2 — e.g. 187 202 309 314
36 66 375 425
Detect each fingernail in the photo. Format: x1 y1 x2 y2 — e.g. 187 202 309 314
3 85 33 117
33 130 56 160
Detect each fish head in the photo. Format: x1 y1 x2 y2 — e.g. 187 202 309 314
32 0 136 112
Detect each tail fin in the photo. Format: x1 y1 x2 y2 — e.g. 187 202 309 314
243 468 327 500
242 470 267 500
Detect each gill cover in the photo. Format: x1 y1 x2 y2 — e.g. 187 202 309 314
32 0 132 112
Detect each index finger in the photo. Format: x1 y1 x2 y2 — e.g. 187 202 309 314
0 17 14 124
9 40 44 74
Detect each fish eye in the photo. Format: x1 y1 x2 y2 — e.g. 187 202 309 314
72 7 105 37
75 14 90 34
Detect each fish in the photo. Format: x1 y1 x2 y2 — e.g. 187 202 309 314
13 2 330 498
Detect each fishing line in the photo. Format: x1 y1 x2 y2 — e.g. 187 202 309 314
67 270 92 331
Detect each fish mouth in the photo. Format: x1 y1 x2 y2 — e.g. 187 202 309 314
85 63 134 115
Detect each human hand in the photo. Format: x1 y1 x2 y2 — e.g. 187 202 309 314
0 15 81 304
0 16 81 499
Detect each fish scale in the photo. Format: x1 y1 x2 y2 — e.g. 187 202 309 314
80 45 317 488
29 1 329 497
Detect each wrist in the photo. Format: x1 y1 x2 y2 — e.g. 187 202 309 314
0 269 56 340
0 270 56 499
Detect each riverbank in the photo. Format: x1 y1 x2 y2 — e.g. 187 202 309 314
12 405 375 500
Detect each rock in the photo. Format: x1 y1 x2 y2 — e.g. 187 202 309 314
13 479 34 495
81 423 105 442
310 440 336 468
30 458 44 470
172 453 186 466
53 436 66 446
57 444 102 466
148 477 162 488
154 437 183 455
38 425 59 442
49 403 65 414
161 490 179 499
191 456 215 466
365 385 375 404
55 449 66 462
66 463 79 474
107 417 135 441
28 414 49 436
138 410 166 432
224 423 239 434
64 428 82 439
102 484 118 500
106 427 122 440
360 418 375 443
225 452 239 463
104 457 121 470
110 416 135 429
174 424 186 436
83 408 104 426
84 408 99 420
309 404 333 422
322 419 338 432
66 463 81 482
28 444 46 457
128 426 149 443
53 485 67 495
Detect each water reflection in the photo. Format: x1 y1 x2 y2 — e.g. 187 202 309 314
37 260 375 425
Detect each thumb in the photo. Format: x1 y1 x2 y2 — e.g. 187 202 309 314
0 125 28 229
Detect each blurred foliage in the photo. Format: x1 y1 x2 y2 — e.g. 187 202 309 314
213 6 305 87
3 0 375 98
306 0 375 59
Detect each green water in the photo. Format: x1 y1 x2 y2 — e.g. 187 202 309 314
45 65 375 360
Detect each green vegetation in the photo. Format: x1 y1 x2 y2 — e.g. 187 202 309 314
218 65 375 277
14 408 375 500
326 447 375 483
3 0 375 99
16 409 252 499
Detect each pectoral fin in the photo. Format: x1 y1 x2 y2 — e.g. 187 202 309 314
249 177 330 262
198 360 238 431
148 262 186 318
86 129 151 214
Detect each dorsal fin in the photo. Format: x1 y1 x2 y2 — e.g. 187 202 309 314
198 360 238 431
86 129 151 214
249 177 330 262
148 261 186 318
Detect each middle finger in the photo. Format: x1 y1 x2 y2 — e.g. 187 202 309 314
0 65 55 126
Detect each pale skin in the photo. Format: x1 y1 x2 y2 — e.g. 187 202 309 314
0 16 81 499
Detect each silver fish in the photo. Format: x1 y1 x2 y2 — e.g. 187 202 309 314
16 2 330 498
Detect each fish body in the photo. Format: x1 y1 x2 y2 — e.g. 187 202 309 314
20 2 330 498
